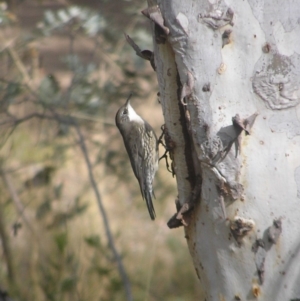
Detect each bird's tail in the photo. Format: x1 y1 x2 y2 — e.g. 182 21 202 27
144 188 156 220
138 174 156 220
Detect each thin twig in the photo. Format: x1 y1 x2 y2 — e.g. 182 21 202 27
0 193 15 284
0 32 36 93
0 125 17 151
1 170 36 236
0 112 52 127
0 167 23 296
74 123 133 301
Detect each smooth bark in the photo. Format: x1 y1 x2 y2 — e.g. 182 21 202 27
150 0 300 300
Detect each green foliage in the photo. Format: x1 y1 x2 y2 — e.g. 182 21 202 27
38 75 61 103
55 232 68 253
54 183 63 199
2 82 24 103
38 232 79 301
84 234 101 248
38 6 106 37
0 3 16 26
36 198 52 220
60 276 77 292
84 233 125 301
37 57 102 113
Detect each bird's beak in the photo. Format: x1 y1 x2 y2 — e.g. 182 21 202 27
125 93 132 107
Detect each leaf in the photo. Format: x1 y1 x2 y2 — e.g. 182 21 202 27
36 199 52 220
60 277 77 292
39 6 106 37
73 197 88 215
84 235 101 248
38 74 61 102
5 82 23 101
54 183 63 199
94 266 110 276
0 4 17 26
48 213 69 228
83 14 106 36
54 232 68 253
110 277 122 292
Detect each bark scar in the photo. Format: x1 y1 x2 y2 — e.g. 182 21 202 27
181 71 195 105
198 6 234 29
222 29 232 48
232 112 258 155
253 239 266 284
252 218 283 284
230 216 255 246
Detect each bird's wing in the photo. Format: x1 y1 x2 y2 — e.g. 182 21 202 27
122 128 142 180
140 123 157 220
123 124 156 220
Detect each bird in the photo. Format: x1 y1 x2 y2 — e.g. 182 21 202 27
115 94 159 220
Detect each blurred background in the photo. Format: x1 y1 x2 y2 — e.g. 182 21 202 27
0 0 202 300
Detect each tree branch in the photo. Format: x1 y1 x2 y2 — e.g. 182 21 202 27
0 170 36 236
0 113 54 127
74 123 133 301
0 182 15 285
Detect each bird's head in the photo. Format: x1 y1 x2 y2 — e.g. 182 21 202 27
115 94 143 128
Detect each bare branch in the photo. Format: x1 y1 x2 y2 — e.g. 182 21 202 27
0 113 51 127
74 123 133 301
0 182 15 285
0 32 33 89
0 170 36 236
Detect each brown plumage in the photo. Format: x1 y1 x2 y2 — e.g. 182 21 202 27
115 95 158 220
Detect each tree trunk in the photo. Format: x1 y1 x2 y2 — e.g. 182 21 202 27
148 0 300 300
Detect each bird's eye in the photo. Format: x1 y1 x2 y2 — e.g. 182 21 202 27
123 108 128 115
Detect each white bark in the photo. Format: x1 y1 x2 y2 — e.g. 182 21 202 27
151 0 300 300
